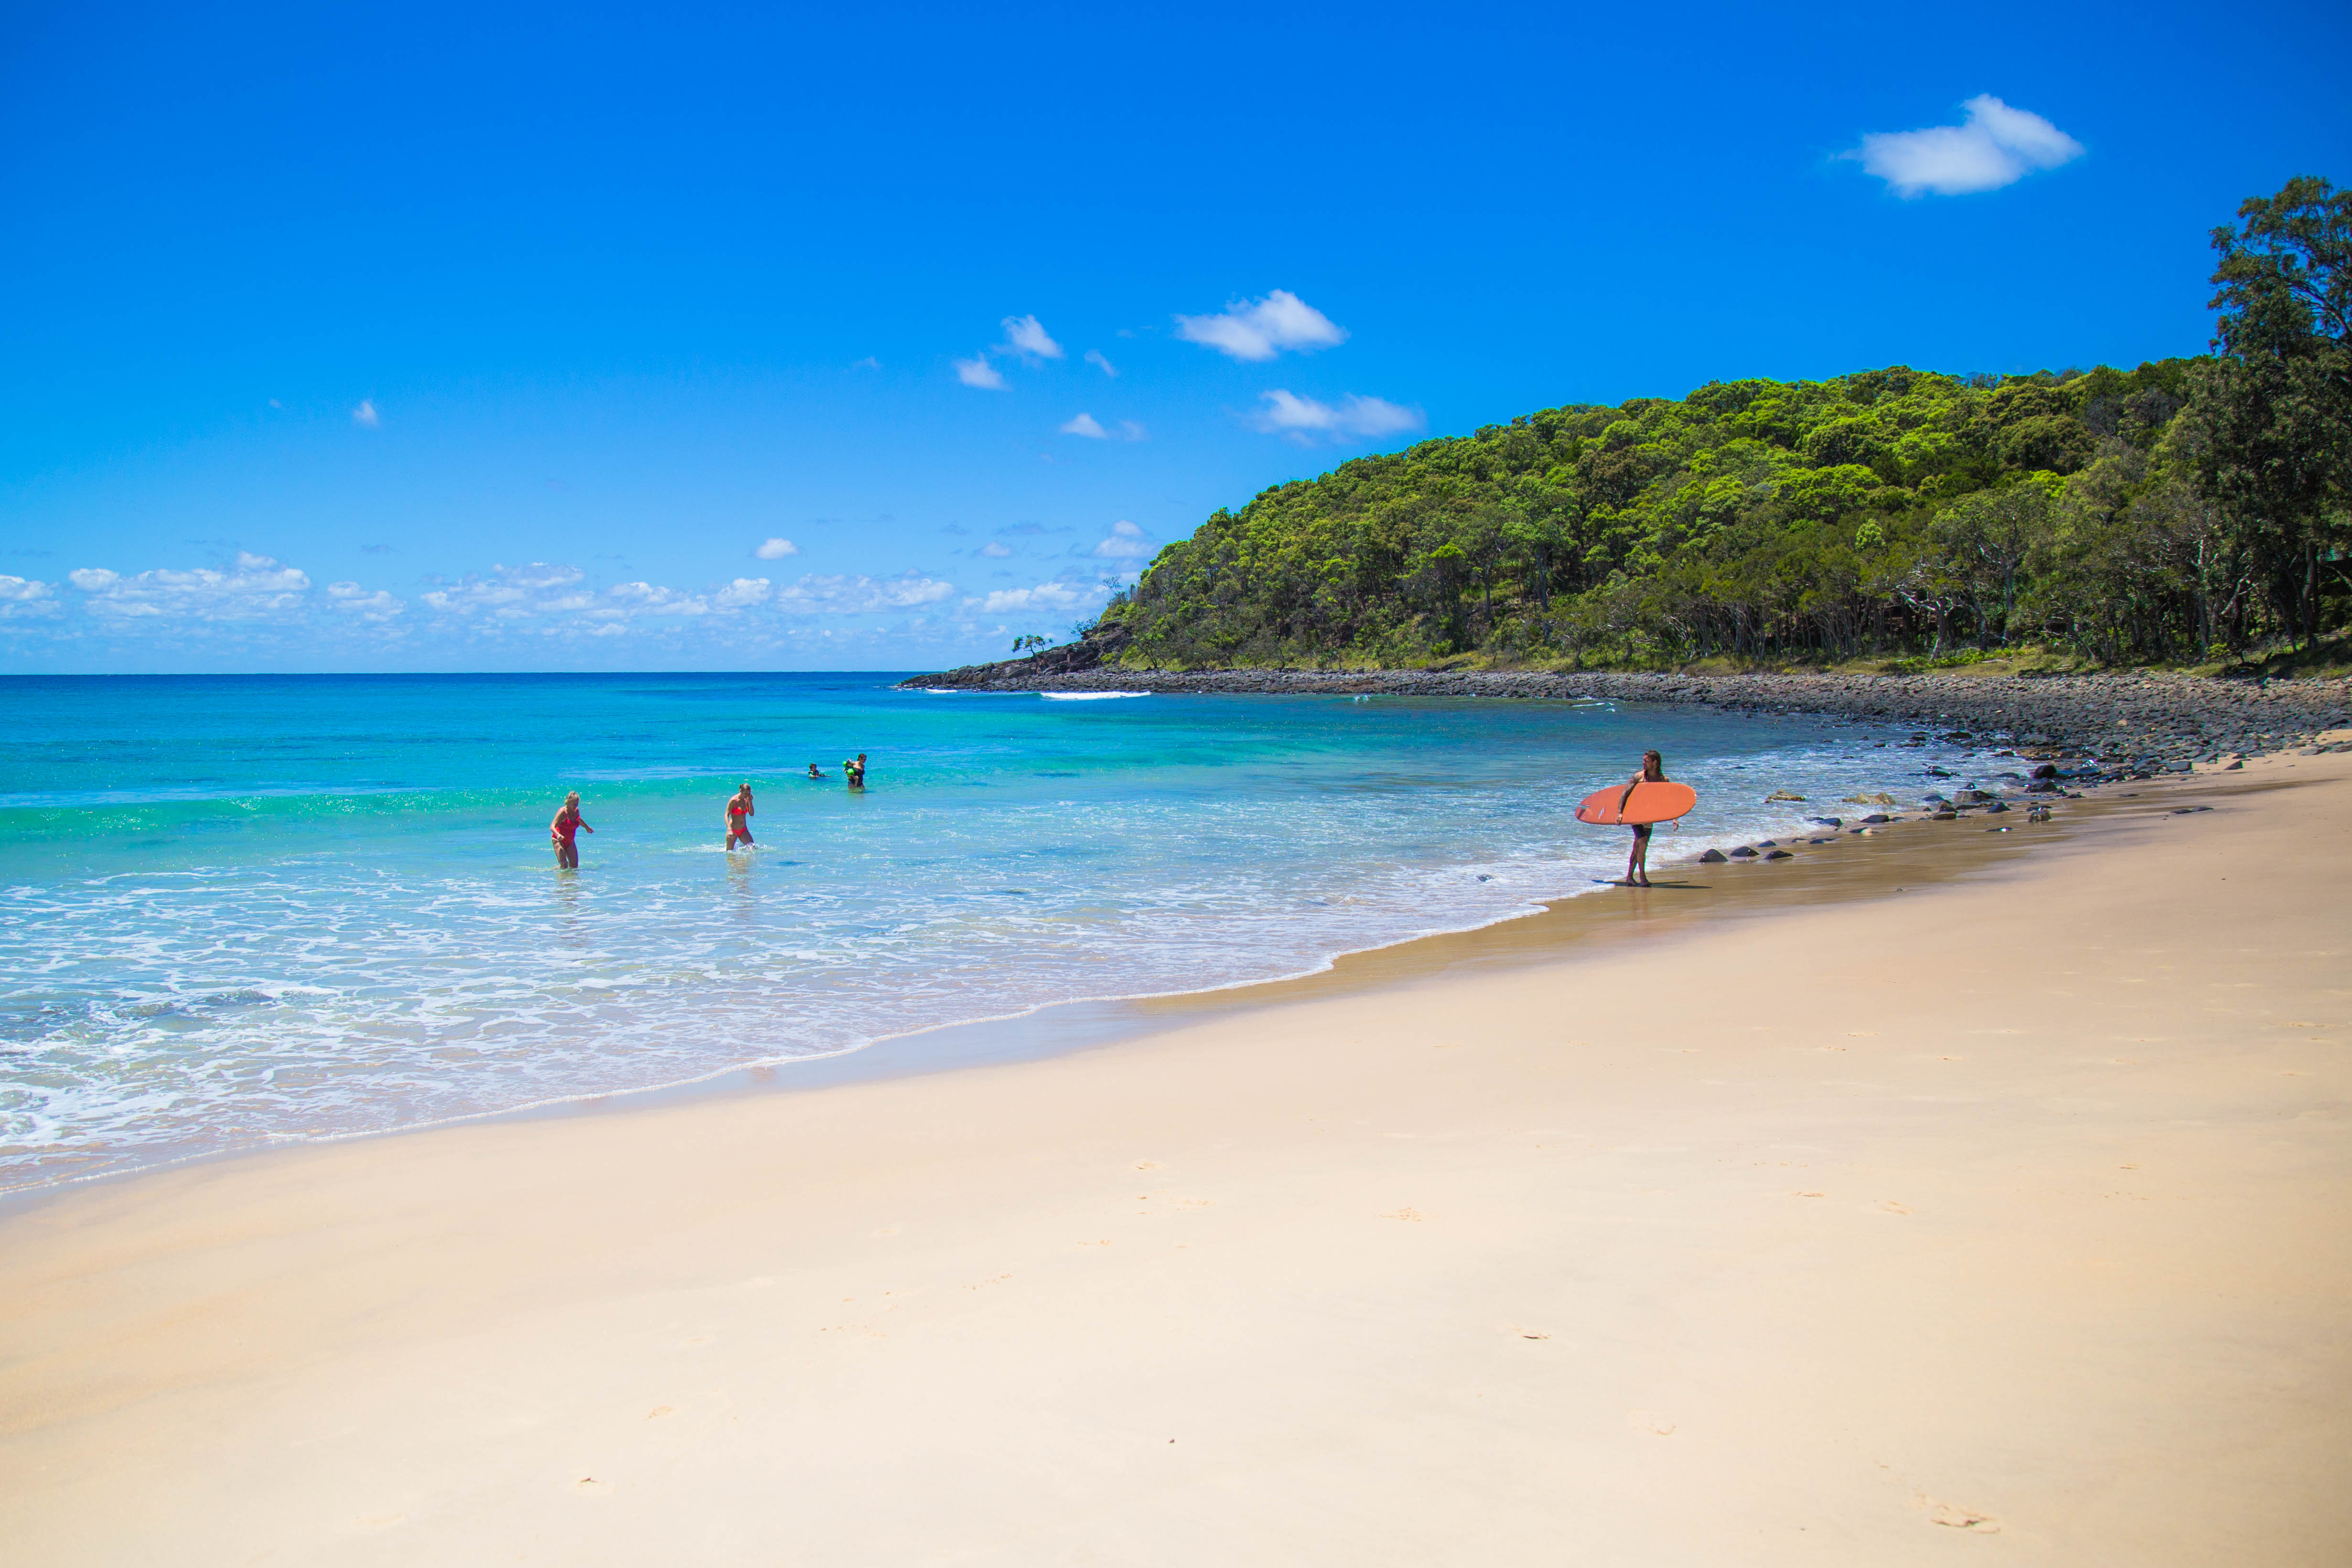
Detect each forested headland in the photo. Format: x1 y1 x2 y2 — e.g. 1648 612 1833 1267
1093 178 2349 673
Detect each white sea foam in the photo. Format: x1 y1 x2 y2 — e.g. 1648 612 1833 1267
1040 691 1150 700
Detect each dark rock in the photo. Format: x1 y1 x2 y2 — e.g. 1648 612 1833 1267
1983 799 2009 813
2029 762 2059 779
1697 848 1729 863
1729 846 1759 859
1809 816 1843 828
1860 813 1891 824
2225 759 2244 769
1764 849 1793 859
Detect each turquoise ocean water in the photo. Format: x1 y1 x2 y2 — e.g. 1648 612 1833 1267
0 674 1957 1191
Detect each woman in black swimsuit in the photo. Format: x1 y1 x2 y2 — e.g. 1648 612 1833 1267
1619 750 1666 887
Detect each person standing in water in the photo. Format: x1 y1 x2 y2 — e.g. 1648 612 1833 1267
549 791 593 870
844 752 867 790
724 783 755 849
1616 750 1666 888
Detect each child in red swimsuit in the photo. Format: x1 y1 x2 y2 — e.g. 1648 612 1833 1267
550 792 592 870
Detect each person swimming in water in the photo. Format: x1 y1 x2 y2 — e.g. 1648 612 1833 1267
844 752 866 790
1617 750 1666 887
549 791 593 870
724 783 755 849
805 763 828 780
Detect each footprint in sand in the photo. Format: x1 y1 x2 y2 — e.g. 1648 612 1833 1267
1794 1191 1826 1198
1629 1411 1677 1436
646 1406 675 1419
1382 1206 1428 1222
870 1225 903 1238
1133 1160 1164 1171
1881 1201 1912 1214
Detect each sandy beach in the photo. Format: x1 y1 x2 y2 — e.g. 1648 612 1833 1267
3 752 2347 1566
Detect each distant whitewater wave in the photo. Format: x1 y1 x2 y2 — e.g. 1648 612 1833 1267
1041 691 1150 701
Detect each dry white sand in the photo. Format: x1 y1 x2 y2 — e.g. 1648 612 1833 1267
2 752 2348 1566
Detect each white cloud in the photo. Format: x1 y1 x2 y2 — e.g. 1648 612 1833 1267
773 572 958 614
1085 349 1117 377
1060 412 1145 440
754 537 800 560
1250 389 1424 443
852 355 881 369
0 574 59 619
68 552 314 621
351 399 379 427
1092 520 1152 559
419 562 591 619
1000 314 1064 359
325 581 404 621
1174 290 1347 361
980 540 1013 558
605 581 708 618
969 580 1106 615
713 577 772 609
954 355 1008 390
1846 95 2084 197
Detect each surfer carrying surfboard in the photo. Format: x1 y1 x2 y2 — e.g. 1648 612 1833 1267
1618 751 1667 887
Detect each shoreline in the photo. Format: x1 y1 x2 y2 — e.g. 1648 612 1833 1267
3 730 2166 1211
5 749 2348 1562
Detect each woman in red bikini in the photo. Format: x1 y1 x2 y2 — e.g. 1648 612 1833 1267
549 791 592 870
725 783 755 849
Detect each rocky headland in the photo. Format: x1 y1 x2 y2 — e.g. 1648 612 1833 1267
907 637 2352 777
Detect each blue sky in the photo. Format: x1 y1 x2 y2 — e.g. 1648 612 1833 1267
3 1 2347 674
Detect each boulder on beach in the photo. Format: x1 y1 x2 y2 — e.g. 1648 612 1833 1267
1764 849 1793 859
1765 789 1806 802
1843 793 1899 805
1729 846 1759 859
1697 848 1729 863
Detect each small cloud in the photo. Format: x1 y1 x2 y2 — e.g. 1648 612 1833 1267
1175 290 1346 361
325 581 404 621
1250 390 1423 443
267 398 282 409
1059 412 1145 441
773 572 958 614
351 399 380 427
1845 95 2084 197
980 540 1013 558
755 537 800 560
359 543 396 555
955 355 1008 390
1092 520 1151 559
939 523 970 536
968 580 1106 614
0 575 60 619
1000 314 1065 360
997 522 1072 536
851 355 881 369
713 577 772 609
1085 349 1117 377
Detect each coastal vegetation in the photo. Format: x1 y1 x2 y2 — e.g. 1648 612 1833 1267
1095 178 2349 672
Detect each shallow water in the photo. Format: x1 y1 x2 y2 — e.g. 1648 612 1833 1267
0 673 1976 1189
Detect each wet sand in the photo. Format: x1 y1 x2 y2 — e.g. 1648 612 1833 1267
1 752 2347 1565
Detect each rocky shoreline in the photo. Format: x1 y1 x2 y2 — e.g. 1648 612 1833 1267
904 656 2352 772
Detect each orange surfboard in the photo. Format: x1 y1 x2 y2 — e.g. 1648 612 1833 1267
1576 781 1697 826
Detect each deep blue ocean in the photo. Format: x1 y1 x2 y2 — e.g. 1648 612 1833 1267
0 673 1965 1190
